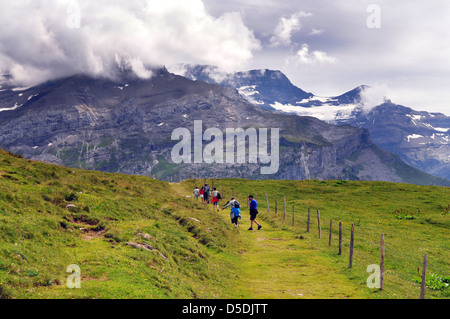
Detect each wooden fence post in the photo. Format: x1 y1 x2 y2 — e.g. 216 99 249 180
274 196 278 215
292 206 295 226
328 219 333 246
266 194 270 212
349 223 354 268
283 196 286 220
380 234 385 290
317 209 322 239
420 254 428 299
307 208 310 233
232 188 235 197
247 192 249 207
222 185 224 198
338 222 342 255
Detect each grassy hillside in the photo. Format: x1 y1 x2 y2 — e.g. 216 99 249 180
0 149 240 299
0 149 448 299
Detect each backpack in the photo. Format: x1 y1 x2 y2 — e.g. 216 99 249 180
217 192 222 200
234 200 240 209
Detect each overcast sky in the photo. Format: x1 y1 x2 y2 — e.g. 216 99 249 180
0 0 449 114
204 0 450 115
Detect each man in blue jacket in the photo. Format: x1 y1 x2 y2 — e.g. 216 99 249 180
248 195 262 230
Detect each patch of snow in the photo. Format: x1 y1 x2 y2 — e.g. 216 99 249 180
410 114 423 121
422 122 449 132
157 122 164 126
48 142 53 147
406 114 418 126
0 102 23 112
32 146 38 149
182 114 188 118
238 85 265 105
406 134 424 142
296 98 312 104
11 87 31 92
270 101 358 122
309 96 336 103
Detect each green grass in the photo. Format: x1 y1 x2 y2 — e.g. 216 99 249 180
183 178 450 299
0 149 239 299
0 149 449 299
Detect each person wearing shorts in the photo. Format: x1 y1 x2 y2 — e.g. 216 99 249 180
211 188 221 212
248 195 262 230
222 197 241 228
193 187 200 200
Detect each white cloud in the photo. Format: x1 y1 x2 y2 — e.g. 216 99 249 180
309 28 324 36
269 11 312 47
289 44 336 65
0 0 260 86
359 84 389 113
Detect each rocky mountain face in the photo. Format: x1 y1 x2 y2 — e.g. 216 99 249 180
347 102 450 180
0 68 448 186
177 65 450 181
175 64 313 109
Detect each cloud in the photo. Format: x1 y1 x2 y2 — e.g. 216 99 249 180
269 11 312 47
309 28 324 36
289 44 337 65
360 84 388 113
0 0 260 86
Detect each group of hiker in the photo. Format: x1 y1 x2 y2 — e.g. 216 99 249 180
193 184 262 230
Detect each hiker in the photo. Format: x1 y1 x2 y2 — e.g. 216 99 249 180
248 195 262 230
202 183 211 204
193 187 200 200
211 187 222 211
199 187 204 202
222 197 241 228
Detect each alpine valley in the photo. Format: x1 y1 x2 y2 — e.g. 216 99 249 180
0 66 449 186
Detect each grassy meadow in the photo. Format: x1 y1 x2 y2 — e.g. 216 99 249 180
185 178 449 299
0 149 448 299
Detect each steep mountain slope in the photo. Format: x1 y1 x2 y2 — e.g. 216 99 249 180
0 68 447 185
176 65 449 180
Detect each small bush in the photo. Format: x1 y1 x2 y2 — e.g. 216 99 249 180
392 208 419 220
65 192 79 202
413 273 450 291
